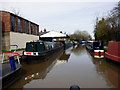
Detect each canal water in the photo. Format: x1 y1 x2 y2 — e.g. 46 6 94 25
10 45 120 89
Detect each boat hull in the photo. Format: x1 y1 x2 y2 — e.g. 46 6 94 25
23 46 63 61
2 64 22 89
105 41 120 63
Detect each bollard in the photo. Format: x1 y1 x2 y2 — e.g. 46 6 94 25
9 56 16 71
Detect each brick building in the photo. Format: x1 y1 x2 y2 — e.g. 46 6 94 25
0 11 39 50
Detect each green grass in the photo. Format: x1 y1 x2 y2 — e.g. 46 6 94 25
0 48 25 52
11 48 25 52
0 48 23 63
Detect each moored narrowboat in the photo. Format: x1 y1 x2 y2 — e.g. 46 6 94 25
105 41 120 63
23 40 63 60
86 41 104 58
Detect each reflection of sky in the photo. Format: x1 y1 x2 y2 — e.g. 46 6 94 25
54 60 67 67
24 46 115 88
0 1 118 38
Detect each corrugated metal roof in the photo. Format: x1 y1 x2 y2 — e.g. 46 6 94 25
40 31 67 38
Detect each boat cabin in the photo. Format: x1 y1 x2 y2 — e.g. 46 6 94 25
25 41 63 52
86 41 104 51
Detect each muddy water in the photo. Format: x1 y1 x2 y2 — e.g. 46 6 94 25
10 45 120 89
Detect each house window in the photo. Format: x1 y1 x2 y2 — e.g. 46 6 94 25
25 21 29 34
31 24 33 35
18 18 22 32
11 15 16 31
36 25 38 35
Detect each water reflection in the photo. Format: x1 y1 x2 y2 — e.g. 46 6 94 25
105 62 120 89
86 48 120 89
58 51 70 62
10 49 71 88
71 45 85 55
9 45 120 89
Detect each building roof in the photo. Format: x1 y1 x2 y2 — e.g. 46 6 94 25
40 31 67 38
0 10 39 26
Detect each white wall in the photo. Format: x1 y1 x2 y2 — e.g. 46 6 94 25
10 32 39 50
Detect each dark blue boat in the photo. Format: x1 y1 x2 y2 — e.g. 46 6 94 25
86 41 104 52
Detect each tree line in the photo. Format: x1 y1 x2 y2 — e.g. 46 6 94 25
70 30 92 41
94 1 120 42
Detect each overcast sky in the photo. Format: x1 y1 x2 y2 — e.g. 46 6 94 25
0 0 119 38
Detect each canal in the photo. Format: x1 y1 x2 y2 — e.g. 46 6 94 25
10 45 120 89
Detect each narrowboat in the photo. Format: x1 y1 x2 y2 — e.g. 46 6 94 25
23 40 63 60
86 41 104 58
105 41 120 63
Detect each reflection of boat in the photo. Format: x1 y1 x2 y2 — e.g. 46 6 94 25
88 51 120 89
23 40 63 60
9 49 65 88
105 62 120 89
89 51 120 89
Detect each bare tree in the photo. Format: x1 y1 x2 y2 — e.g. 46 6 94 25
70 30 92 41
11 8 21 16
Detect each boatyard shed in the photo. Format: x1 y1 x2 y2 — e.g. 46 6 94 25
0 11 39 50
39 30 68 41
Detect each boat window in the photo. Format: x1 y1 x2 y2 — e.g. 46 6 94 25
45 44 49 50
37 43 45 52
26 43 37 52
26 43 33 52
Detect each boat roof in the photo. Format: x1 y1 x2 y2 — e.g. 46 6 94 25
87 41 100 43
27 40 43 43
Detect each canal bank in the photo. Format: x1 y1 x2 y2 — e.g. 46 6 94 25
9 45 120 89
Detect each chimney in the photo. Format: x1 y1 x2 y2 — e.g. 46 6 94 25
44 28 46 32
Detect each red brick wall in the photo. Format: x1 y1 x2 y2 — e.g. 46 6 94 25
1 11 39 35
16 17 18 32
1 11 11 31
29 22 31 34
34 24 36 35
37 25 39 36
22 19 25 33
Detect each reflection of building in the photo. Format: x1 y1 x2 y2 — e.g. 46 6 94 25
58 51 70 62
54 51 70 66
0 11 39 50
